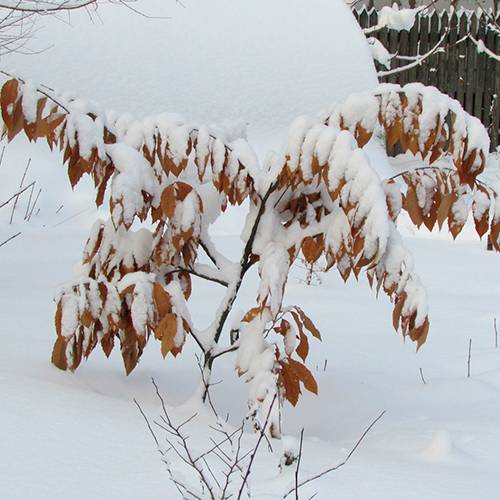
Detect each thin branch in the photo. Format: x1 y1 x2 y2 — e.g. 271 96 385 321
0 180 35 209
200 239 220 268
467 338 472 378
419 367 427 385
378 29 448 77
0 70 70 113
0 0 98 13
468 34 500 62
0 230 21 248
114 0 171 20
195 354 218 416
51 206 90 227
23 181 35 219
151 378 216 500
211 343 240 361
284 410 386 498
194 427 242 464
9 158 30 224
494 318 498 349
133 397 159 448
27 187 41 220
237 393 278 499
294 429 305 500
164 266 228 288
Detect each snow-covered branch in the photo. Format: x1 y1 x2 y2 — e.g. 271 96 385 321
468 34 500 62
377 29 448 77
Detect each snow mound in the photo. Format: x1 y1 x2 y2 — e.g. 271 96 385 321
3 0 377 147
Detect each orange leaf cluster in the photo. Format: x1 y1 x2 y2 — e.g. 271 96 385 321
2 76 497 398
330 85 488 187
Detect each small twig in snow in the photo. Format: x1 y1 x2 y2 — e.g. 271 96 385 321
419 367 427 385
0 231 21 248
237 393 278 499
0 181 35 210
283 410 386 498
467 338 472 378
27 188 41 221
494 318 498 349
23 181 35 220
9 158 31 224
294 428 305 500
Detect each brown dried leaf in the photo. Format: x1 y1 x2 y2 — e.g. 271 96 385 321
158 313 177 358
51 336 68 370
153 283 171 319
296 331 309 362
55 301 63 337
295 307 322 340
288 358 318 395
392 293 406 331
279 361 300 406
403 186 423 227
436 192 455 230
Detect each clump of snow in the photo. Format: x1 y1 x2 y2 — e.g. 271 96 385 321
378 4 420 32
367 37 392 69
106 143 158 227
257 242 290 317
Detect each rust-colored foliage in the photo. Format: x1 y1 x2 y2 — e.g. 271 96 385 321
1 77 497 417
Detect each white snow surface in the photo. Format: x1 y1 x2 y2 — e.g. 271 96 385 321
1 135 500 500
2 0 377 151
1 2 500 499
1 208 500 499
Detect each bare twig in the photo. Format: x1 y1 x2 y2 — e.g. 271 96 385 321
237 393 278 499
0 230 21 248
494 318 498 349
0 1 98 14
419 367 427 385
0 180 35 209
23 181 35 219
284 410 386 497
9 158 30 224
467 338 472 378
164 266 229 288
294 429 305 500
51 206 92 227
27 187 41 220
150 378 216 500
133 397 159 448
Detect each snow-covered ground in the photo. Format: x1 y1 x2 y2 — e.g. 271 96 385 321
1 0 499 498
1 136 499 499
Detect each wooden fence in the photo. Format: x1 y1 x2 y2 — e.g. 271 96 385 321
354 8 500 150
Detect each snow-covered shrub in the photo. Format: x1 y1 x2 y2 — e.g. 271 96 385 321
1 77 498 435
